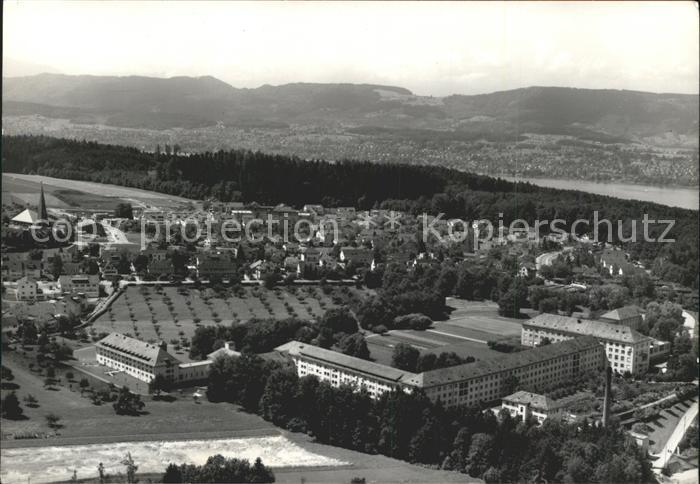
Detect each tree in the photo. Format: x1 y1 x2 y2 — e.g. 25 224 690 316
121 452 138 484
392 343 420 372
498 288 522 318
262 271 280 289
45 413 62 429
162 463 182 483
24 394 38 407
259 368 298 426
1 365 14 381
338 333 371 360
97 462 106 484
79 377 90 394
1 392 24 419
393 313 432 330
149 374 170 397
319 306 359 335
113 387 145 415
114 203 134 219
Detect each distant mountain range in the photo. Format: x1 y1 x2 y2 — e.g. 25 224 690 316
3 73 698 142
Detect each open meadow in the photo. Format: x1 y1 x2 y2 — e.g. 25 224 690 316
2 173 193 211
366 298 528 366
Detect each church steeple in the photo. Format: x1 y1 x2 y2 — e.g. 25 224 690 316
39 182 48 221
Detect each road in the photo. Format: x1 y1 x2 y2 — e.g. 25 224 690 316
653 399 699 470
100 220 130 244
535 251 561 271
681 311 697 338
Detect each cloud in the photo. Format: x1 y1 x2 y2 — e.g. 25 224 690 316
3 1 698 96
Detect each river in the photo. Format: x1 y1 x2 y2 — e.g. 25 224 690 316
502 177 699 211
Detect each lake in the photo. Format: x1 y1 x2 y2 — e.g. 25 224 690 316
502 177 699 211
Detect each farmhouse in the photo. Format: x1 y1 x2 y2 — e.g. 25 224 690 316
521 314 651 375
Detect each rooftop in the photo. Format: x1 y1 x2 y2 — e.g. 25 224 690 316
600 305 644 321
503 391 557 411
524 313 650 344
406 336 602 388
275 341 416 383
96 333 179 367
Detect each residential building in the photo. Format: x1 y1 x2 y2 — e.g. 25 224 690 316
521 314 651 375
148 259 174 278
16 277 38 301
196 254 237 280
649 339 671 363
59 274 100 298
339 247 373 265
500 391 558 425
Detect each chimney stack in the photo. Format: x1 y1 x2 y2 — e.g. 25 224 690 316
602 365 612 427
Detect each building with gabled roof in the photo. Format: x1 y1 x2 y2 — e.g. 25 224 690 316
276 341 416 400
500 391 559 425
277 336 605 408
600 305 645 331
95 333 215 386
522 313 651 375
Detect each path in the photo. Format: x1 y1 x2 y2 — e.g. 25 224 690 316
653 399 699 470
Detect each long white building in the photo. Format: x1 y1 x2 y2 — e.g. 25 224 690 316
95 333 216 386
521 313 651 376
276 336 605 408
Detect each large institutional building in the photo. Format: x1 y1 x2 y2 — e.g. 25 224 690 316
96 333 212 385
521 314 651 375
276 341 415 399
276 335 605 407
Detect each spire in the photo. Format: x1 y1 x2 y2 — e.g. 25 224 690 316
39 182 48 221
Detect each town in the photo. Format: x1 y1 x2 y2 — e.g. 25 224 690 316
1 173 698 482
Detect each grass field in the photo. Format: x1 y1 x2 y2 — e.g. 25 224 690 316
366 298 527 367
2 173 193 211
1 349 473 484
93 285 372 344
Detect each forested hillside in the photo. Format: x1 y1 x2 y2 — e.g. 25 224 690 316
2 134 697 287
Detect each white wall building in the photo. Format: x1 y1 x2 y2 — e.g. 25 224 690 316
522 314 651 376
16 276 38 301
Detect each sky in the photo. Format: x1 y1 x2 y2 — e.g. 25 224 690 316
3 1 698 96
